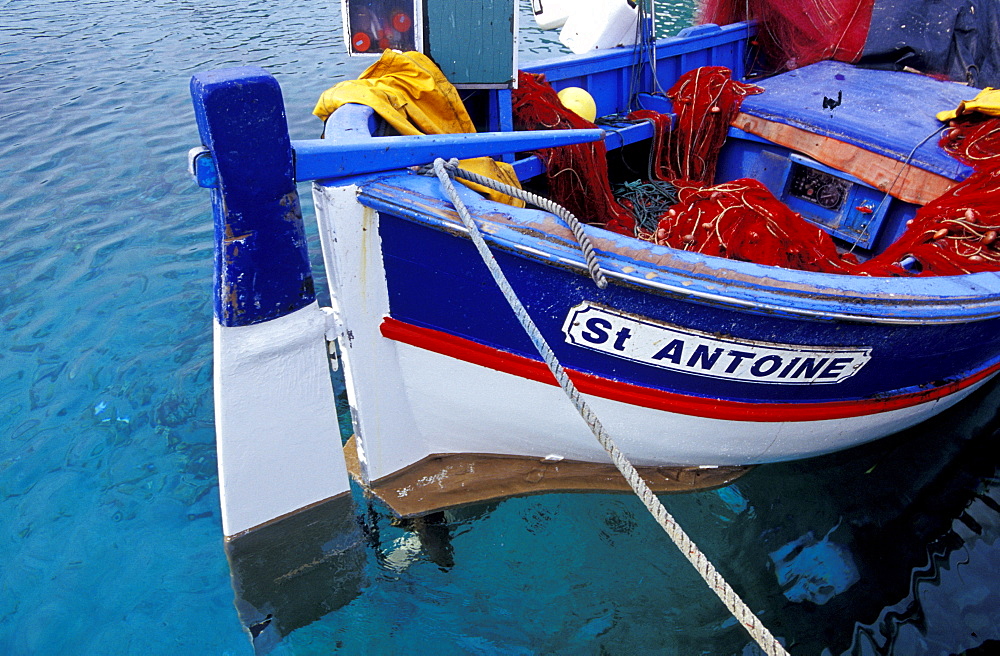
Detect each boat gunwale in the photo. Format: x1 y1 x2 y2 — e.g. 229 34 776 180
333 173 1000 325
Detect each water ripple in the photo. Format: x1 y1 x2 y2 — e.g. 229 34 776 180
4 0 995 654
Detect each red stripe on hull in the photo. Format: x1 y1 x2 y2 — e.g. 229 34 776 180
380 317 998 422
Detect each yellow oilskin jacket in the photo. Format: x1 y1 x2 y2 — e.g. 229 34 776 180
314 50 524 207
937 87 1000 122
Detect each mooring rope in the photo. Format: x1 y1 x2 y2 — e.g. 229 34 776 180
431 158 789 656
418 161 608 289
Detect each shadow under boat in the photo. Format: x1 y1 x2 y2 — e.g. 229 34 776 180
718 371 1000 654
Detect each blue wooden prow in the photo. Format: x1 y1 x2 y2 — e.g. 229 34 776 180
190 66 314 328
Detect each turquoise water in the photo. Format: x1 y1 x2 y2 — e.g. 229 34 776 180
1 0 998 653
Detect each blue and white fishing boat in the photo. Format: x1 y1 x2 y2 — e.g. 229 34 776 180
188 0 1000 548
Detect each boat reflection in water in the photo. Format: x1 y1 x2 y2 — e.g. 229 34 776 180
722 375 1000 654
224 493 365 653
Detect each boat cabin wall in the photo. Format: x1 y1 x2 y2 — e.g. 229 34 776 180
710 61 978 257
714 130 919 257
461 22 754 134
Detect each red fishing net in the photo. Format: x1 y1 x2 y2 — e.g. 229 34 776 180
513 64 1000 277
638 67 857 273
857 117 1000 276
653 180 859 272
632 66 762 184
698 0 874 73
512 71 636 235
649 95 1000 276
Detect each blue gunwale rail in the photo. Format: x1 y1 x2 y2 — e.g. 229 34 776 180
348 173 1000 326
191 127 607 188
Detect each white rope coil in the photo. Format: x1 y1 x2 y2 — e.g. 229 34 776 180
431 158 790 656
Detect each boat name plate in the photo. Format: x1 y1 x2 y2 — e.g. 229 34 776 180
562 302 871 385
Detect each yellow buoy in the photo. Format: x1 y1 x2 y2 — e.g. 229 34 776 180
557 86 597 123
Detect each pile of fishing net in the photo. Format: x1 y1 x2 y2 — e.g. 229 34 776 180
631 66 762 185
513 65 1000 277
514 66 861 273
651 179 860 273
511 67 765 240
657 94 1000 276
858 116 1000 275
631 66 861 273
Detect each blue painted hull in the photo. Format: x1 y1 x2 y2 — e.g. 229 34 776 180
357 173 1000 425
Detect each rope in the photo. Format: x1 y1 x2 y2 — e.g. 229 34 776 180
419 161 608 289
613 179 679 235
431 158 789 656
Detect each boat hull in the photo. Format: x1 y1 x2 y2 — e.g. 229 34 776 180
313 178 1000 486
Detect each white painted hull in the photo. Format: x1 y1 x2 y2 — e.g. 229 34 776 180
388 339 983 470
214 303 349 537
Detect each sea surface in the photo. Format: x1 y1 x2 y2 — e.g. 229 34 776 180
1 0 998 654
